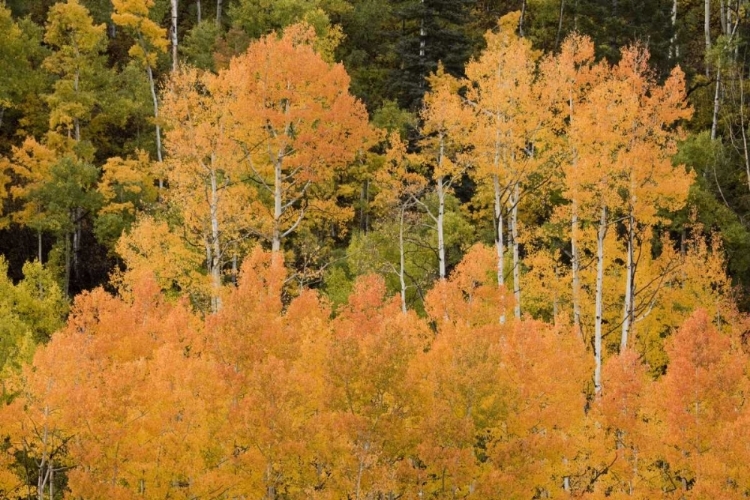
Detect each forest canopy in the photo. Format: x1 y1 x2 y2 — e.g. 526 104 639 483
1 0 750 498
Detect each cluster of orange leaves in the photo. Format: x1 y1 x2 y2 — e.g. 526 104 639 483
0 245 748 499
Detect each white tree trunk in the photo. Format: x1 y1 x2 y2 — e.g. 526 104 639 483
399 207 407 313
711 59 721 140
437 175 446 280
209 168 222 312
670 0 679 59
171 0 179 72
621 214 635 350
494 174 506 323
196 0 201 23
705 0 711 76
145 64 164 193
216 0 222 26
511 182 521 319
272 159 282 253
594 204 608 394
571 203 582 338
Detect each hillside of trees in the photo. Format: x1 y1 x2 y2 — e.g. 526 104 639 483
1 0 750 498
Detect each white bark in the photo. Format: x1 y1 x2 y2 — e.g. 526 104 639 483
436 135 447 280
399 207 408 314
670 0 679 59
571 204 582 337
209 168 222 312
594 205 608 394
437 175 446 280
145 63 164 193
705 0 711 76
196 0 201 23
171 0 179 73
494 174 506 323
621 214 634 350
216 0 222 27
511 182 521 319
711 59 721 140
272 157 282 253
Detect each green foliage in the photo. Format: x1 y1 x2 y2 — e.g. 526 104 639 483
0 257 67 390
181 19 220 70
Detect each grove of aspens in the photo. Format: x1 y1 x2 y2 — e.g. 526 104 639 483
1 0 750 498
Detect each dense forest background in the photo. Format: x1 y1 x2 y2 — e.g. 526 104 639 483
2 0 750 498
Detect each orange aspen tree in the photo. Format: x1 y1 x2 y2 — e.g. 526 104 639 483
611 49 692 350
538 34 600 337
326 274 427 498
658 310 747 496
567 44 689 394
465 12 543 320
162 66 254 312
224 24 372 255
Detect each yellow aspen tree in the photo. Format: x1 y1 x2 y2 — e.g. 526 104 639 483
419 64 472 281
465 12 545 320
111 0 168 176
161 66 254 312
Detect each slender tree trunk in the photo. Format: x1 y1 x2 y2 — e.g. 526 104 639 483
196 0 201 23
739 71 750 192
209 169 222 313
621 213 635 350
519 0 527 36
594 204 608 394
511 182 521 319
494 174 506 323
571 201 582 338
216 0 222 27
272 159 282 253
711 58 721 140
670 0 679 59
705 0 711 76
399 207 408 314
64 232 71 296
232 252 238 286
145 63 164 190
72 209 81 280
38 228 43 264
437 175 446 280
171 0 179 73
555 0 566 48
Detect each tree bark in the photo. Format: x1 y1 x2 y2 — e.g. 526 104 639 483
145 63 164 191
216 0 222 27
272 158 282 253
594 204 608 394
705 0 711 76
171 0 179 73
209 168 222 313
494 174 507 323
711 59 721 140
399 207 408 314
437 175 446 280
196 0 201 23
621 214 635 350
555 0 566 49
511 181 521 319
571 203 582 338
670 0 678 59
